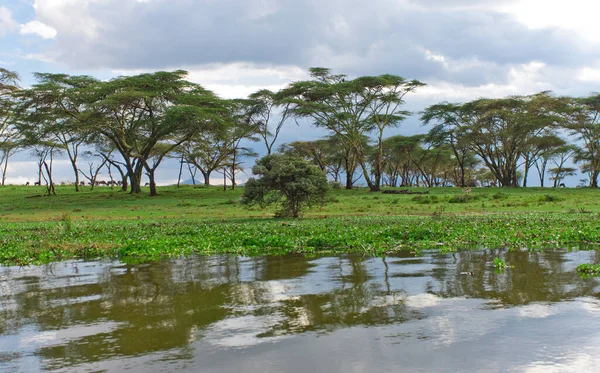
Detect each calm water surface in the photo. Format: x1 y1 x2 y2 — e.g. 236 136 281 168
1 250 600 372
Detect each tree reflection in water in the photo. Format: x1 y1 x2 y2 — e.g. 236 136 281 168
0 250 599 371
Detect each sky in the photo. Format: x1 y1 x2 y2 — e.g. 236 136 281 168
1 0 600 186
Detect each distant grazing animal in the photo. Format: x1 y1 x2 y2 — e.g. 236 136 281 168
25 181 30 186
34 181 41 186
145 182 150 186
96 180 108 186
559 183 566 188
462 188 472 194
80 181 85 186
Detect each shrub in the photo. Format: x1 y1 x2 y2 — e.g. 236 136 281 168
329 181 343 190
492 192 508 200
539 194 563 202
241 155 329 218
412 195 440 204
449 194 479 203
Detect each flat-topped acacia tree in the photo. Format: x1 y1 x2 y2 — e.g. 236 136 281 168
85 70 223 194
561 95 600 187
17 74 99 191
0 68 20 186
278 68 425 191
422 92 566 187
18 70 223 195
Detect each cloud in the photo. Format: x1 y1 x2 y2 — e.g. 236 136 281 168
500 0 600 42
0 6 17 36
20 21 57 39
28 0 595 90
112 63 309 99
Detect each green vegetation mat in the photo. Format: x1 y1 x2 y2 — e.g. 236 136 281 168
1 185 600 265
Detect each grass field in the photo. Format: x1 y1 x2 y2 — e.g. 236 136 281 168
1 184 599 222
1 185 600 265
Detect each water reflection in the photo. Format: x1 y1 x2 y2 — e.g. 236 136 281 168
0 250 599 372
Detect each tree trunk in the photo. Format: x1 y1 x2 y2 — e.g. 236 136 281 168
1 152 8 186
177 155 184 188
592 170 599 188
129 164 144 194
43 157 56 196
187 163 196 185
358 160 378 192
37 161 43 185
149 170 157 196
201 169 210 186
345 170 353 189
70 159 80 192
374 131 384 191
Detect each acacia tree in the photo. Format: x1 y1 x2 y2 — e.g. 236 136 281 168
248 89 292 155
0 68 20 185
180 99 257 188
561 95 600 187
29 142 61 195
421 103 476 187
224 145 257 190
529 137 568 187
17 74 98 191
278 68 424 191
460 93 563 187
548 145 578 187
85 70 221 194
78 151 109 190
520 135 566 187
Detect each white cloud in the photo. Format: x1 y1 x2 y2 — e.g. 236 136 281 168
500 0 600 42
0 6 17 36
413 61 555 102
20 20 58 39
113 63 308 99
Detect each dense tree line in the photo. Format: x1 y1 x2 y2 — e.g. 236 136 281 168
1 66 600 195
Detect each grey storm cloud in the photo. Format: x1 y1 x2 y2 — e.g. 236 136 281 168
36 0 593 87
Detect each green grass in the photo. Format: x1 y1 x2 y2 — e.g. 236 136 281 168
1 185 600 265
1 184 599 222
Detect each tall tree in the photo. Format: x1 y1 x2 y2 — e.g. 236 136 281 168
460 93 563 187
532 139 569 187
561 95 600 187
279 68 424 191
181 99 257 187
86 70 221 194
17 74 97 191
248 89 292 155
520 135 566 187
421 103 475 187
0 68 20 186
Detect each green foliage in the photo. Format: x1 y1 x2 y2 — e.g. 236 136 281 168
493 257 508 269
59 211 73 232
3 212 600 266
241 155 329 218
539 194 563 202
329 181 343 190
412 195 440 204
449 194 479 203
492 192 509 200
1 186 600 265
576 263 600 277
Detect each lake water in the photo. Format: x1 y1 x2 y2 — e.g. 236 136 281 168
1 250 600 372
